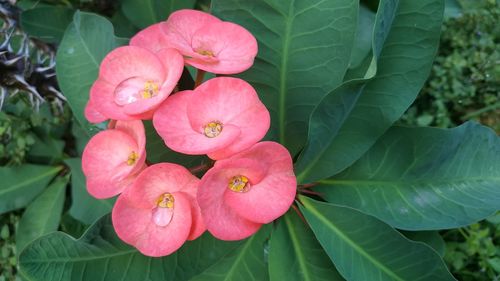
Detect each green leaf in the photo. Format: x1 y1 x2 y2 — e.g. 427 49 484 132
144 121 207 167
269 211 344 281
121 0 196 28
299 197 456 281
212 0 358 155
402 231 446 258
348 5 375 69
19 215 242 281
16 176 68 253
317 122 500 230
56 11 125 136
296 0 444 182
0 164 61 214
444 0 462 18
20 6 74 43
64 158 114 225
190 226 271 281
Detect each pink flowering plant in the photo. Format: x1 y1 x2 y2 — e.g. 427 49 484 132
13 1 500 281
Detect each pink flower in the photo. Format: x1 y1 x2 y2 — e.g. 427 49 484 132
153 77 270 160
112 163 205 257
90 46 184 121
197 142 296 240
130 23 170 53
82 120 146 199
161 9 258 74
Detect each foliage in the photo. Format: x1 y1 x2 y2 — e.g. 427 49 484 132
0 0 498 280
444 216 500 281
400 0 499 131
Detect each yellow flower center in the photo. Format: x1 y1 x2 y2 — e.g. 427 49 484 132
126 151 138 166
140 80 159 99
228 175 250 193
203 121 223 138
156 193 175 209
196 49 215 57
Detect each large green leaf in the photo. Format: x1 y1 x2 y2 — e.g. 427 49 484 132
16 176 68 253
269 211 344 281
299 197 455 281
56 11 125 136
296 0 444 182
212 0 358 155
19 215 242 281
65 158 114 225
20 6 74 43
0 164 61 214
121 0 196 28
190 226 271 281
317 122 500 230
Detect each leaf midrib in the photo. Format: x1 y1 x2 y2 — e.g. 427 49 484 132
319 177 500 186
278 0 294 145
221 234 256 281
284 215 313 281
23 246 137 263
0 166 60 196
302 199 405 281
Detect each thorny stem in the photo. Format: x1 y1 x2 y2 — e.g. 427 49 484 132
194 69 206 88
291 203 307 223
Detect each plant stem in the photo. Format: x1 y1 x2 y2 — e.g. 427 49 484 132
189 163 210 174
194 69 206 88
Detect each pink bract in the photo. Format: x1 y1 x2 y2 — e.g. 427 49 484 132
161 9 258 74
153 77 270 160
197 142 296 240
112 163 205 257
90 46 184 120
130 23 170 53
82 120 146 199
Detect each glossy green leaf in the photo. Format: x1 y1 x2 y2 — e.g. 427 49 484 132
19 215 242 281
212 0 358 155
27 134 65 165
56 11 125 136
317 122 500 230
190 226 271 281
269 211 344 281
121 0 196 28
0 164 61 214
296 0 444 182
348 5 375 69
20 6 74 43
16 176 68 253
299 197 456 281
402 231 446 257
64 158 114 225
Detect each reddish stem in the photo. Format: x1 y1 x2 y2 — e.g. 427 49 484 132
194 69 206 88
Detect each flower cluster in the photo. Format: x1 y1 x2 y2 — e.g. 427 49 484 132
82 9 296 257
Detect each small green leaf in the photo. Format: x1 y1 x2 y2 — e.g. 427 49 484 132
269 211 344 281
190 226 271 281
121 0 196 28
299 197 456 281
16 176 68 253
20 6 74 43
317 122 500 230
64 158 114 225
212 0 359 155
19 215 242 281
0 164 61 214
56 11 125 136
